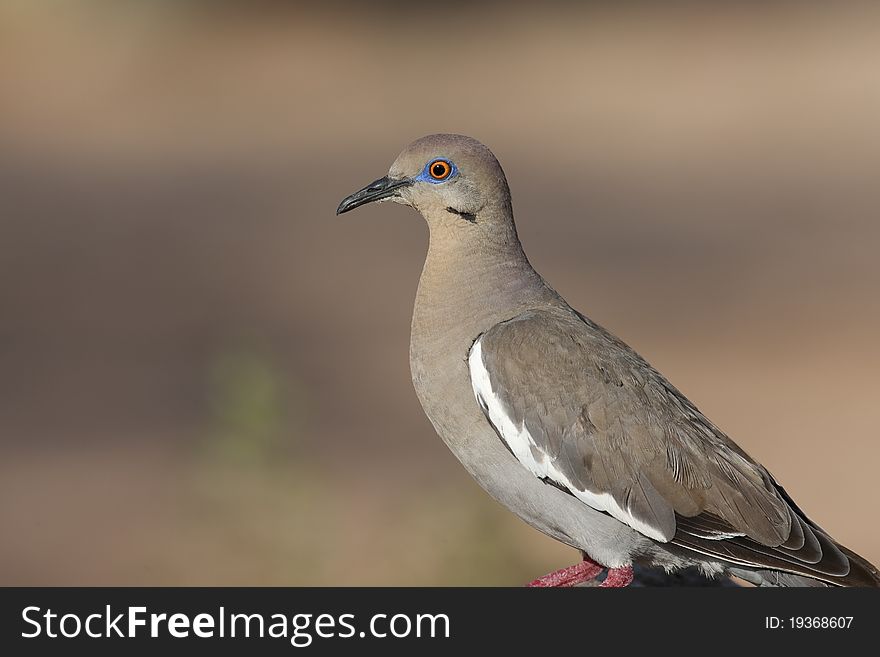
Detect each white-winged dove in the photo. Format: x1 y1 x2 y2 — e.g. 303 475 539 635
337 134 880 587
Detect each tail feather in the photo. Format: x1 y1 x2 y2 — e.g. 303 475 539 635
834 543 880 587
730 569 829 587
674 508 880 586
772 481 880 587
731 545 880 587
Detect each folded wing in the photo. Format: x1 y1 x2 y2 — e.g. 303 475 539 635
468 308 869 585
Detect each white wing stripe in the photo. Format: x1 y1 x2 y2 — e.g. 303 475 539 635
468 336 669 542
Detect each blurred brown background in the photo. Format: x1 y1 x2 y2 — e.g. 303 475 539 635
1 1 878 585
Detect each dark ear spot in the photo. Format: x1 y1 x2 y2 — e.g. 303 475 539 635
446 207 476 223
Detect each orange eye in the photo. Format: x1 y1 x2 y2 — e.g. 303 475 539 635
428 160 452 180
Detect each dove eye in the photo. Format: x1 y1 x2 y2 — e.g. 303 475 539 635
415 158 458 184
429 160 452 180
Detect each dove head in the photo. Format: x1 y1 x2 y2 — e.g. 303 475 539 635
336 134 514 231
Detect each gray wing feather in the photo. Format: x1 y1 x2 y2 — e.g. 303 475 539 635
473 307 875 585
477 308 790 544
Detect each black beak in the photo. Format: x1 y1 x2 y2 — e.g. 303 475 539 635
336 176 412 215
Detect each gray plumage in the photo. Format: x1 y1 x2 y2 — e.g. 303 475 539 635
337 133 880 587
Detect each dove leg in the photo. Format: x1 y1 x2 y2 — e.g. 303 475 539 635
599 565 634 588
527 554 604 587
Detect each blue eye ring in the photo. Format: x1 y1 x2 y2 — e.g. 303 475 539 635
415 158 457 184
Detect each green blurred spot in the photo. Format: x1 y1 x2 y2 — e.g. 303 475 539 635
205 346 302 465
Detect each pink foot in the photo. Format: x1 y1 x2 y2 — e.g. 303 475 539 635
528 555 604 587
599 565 634 588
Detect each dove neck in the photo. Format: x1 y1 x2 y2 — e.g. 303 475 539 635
411 210 557 357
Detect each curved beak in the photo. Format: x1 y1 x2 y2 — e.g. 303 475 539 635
336 176 412 215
